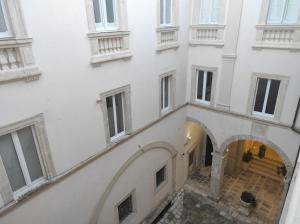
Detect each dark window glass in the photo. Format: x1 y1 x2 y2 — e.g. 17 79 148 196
115 93 124 133
205 72 213 101
106 0 115 23
254 78 268 112
106 96 115 137
164 77 169 108
189 150 195 166
18 127 43 182
118 195 133 223
156 166 166 187
93 0 101 23
197 71 204 100
160 0 164 24
0 1 7 32
265 80 280 115
0 134 26 192
161 79 164 109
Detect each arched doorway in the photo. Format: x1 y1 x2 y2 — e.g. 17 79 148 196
218 138 292 224
184 119 218 191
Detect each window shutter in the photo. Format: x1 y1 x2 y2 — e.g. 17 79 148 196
211 0 220 23
284 0 300 23
0 156 14 208
199 0 210 24
267 0 286 24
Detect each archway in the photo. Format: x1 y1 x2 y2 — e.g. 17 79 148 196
216 136 293 223
184 118 218 192
89 141 177 224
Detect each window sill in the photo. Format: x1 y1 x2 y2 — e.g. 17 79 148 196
0 66 41 84
252 112 275 121
87 31 132 64
0 180 50 215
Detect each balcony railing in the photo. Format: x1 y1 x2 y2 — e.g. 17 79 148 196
88 31 132 64
190 25 225 47
0 38 41 84
156 27 179 52
254 25 300 50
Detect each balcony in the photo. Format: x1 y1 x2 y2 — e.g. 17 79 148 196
253 25 300 50
88 31 132 64
0 38 41 84
156 27 179 52
189 25 225 47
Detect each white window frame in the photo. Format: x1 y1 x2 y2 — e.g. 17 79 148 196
4 127 46 199
108 93 126 141
0 115 55 208
199 0 219 24
93 0 118 31
252 79 280 118
0 0 11 38
160 0 173 26
195 70 212 105
161 76 171 112
154 162 168 193
100 85 132 145
267 0 300 24
247 73 289 121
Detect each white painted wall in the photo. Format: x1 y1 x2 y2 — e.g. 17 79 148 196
0 0 299 223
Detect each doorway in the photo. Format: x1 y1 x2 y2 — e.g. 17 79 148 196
205 135 213 166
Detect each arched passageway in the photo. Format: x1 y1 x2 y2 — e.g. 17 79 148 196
214 137 292 224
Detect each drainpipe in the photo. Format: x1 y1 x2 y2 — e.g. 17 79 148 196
292 97 300 135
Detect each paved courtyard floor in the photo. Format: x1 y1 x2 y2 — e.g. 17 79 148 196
156 189 241 224
186 166 284 224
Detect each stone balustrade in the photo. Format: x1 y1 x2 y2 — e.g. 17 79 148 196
254 25 300 50
88 31 132 64
190 25 225 47
0 38 41 84
156 27 179 52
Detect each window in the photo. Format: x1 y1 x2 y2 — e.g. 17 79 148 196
100 85 132 144
156 166 166 187
0 126 44 197
93 0 117 30
189 150 195 167
106 93 125 140
253 78 281 117
0 0 10 38
196 70 213 104
161 76 171 111
199 0 220 24
267 0 300 24
160 0 172 26
118 194 133 223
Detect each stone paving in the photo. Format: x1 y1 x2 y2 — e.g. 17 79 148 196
187 167 284 224
156 189 241 224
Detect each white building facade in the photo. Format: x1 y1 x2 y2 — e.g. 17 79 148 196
0 0 299 223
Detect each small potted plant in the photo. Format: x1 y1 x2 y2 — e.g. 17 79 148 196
242 151 252 171
240 191 257 208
